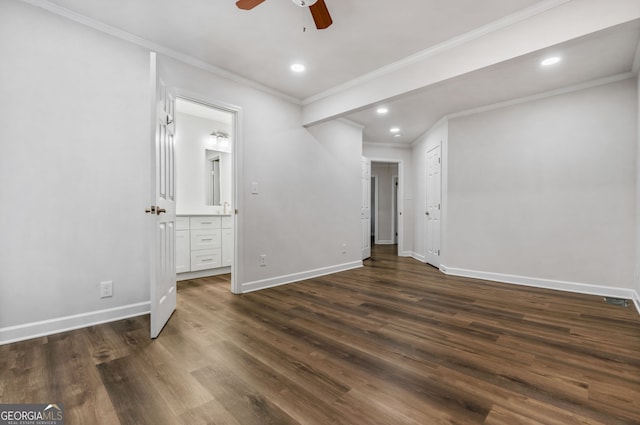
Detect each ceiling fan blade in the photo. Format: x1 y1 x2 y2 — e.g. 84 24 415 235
235 0 266 10
309 0 332 29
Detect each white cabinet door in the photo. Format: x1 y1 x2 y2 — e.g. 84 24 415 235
175 230 190 273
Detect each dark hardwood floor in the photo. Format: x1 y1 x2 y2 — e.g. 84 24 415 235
2 244 640 424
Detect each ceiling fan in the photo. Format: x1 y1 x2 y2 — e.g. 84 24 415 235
236 0 333 30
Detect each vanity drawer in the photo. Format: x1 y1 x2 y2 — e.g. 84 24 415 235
190 229 221 250
190 216 221 230
221 215 233 229
190 249 221 271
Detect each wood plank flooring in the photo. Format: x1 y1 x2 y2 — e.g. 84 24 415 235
2 244 640 424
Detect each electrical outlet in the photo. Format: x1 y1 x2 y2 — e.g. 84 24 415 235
341 243 347 254
100 281 113 298
259 254 267 266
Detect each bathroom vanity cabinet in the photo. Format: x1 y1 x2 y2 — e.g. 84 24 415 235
176 215 233 279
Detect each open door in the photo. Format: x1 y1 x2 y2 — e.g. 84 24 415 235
361 156 371 260
148 52 177 338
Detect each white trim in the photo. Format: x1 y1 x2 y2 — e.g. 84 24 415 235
412 252 427 262
336 118 365 130
376 240 395 245
371 175 378 243
398 251 414 258
302 0 570 105
392 175 399 244
0 302 151 346
632 291 640 315
449 72 635 120
177 267 231 281
241 261 362 293
19 0 300 106
363 141 412 150
411 116 449 147
442 265 640 315
632 38 640 73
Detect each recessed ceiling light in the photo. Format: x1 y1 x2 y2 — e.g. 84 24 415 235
290 63 306 73
541 56 561 67
376 107 388 115
390 127 400 133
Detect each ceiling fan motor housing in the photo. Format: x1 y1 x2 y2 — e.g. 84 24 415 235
291 0 318 7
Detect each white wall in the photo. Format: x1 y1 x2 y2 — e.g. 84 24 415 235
175 112 232 215
411 120 449 263
371 163 398 243
161 58 364 291
446 78 637 290
362 144 413 255
0 0 363 343
0 0 150 339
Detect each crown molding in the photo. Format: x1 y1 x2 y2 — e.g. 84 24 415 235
411 116 449 148
448 72 635 120
336 118 365 130
302 0 571 105
633 38 640 73
19 0 302 106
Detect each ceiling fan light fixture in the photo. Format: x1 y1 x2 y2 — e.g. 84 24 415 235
291 0 318 7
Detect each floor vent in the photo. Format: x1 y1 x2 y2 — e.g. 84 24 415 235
603 297 629 307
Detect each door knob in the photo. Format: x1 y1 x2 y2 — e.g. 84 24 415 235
426 211 430 216
145 206 156 214
156 208 167 215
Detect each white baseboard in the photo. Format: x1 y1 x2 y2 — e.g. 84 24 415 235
241 261 363 293
375 240 395 245
0 302 150 346
442 265 640 315
411 252 426 262
177 266 231 281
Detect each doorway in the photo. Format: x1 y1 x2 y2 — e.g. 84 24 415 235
174 97 238 292
370 161 400 251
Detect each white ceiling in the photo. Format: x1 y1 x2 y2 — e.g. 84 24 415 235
350 20 640 144
32 0 640 145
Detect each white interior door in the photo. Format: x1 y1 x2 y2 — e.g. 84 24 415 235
149 52 177 338
426 146 441 267
361 157 371 259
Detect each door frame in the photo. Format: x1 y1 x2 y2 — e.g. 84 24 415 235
366 158 404 256
173 89 243 294
371 175 378 244
425 144 442 268
392 175 398 244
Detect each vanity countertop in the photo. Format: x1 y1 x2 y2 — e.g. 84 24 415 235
177 213 232 217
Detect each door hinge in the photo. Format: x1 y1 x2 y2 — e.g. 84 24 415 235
437 250 441 256
438 158 441 164
438 203 441 210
